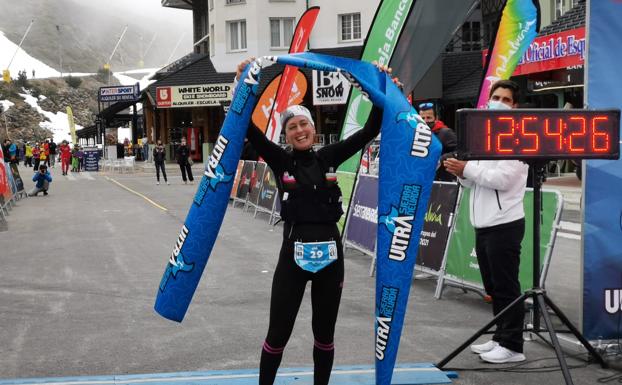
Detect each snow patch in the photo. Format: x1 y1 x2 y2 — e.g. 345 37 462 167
1 99 15 112
19 92 82 144
0 31 61 79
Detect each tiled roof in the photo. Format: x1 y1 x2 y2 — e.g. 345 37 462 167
540 0 585 35
442 50 483 103
152 52 205 80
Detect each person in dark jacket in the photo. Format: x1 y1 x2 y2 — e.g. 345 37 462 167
28 164 52 196
153 140 169 185
236 58 396 385
1 139 11 163
176 137 194 185
48 140 57 168
418 102 457 181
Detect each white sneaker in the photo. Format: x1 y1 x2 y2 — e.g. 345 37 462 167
156 181 160 185
480 345 525 364
190 180 194 185
184 180 188 185
166 181 170 185
470 340 498 354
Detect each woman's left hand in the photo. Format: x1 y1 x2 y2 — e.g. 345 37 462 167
372 61 404 89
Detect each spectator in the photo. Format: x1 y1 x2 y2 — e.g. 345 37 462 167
444 80 528 364
1 139 9 162
153 140 169 185
142 136 149 162
32 143 41 171
176 137 194 185
48 139 57 168
43 140 51 167
58 140 71 176
418 102 457 181
25 142 33 167
28 164 52 196
71 146 79 172
39 143 47 168
76 146 84 171
8 140 18 164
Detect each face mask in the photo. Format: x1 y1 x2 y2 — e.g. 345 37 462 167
487 100 512 110
426 121 436 129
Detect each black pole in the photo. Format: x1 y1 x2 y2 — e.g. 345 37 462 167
531 161 543 332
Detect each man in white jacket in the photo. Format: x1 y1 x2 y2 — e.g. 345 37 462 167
444 80 529 364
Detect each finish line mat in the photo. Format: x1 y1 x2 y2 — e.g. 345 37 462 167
0 364 457 385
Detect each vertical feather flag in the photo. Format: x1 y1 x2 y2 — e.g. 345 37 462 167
476 0 540 108
261 7 319 143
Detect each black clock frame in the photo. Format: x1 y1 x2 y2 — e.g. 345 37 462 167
456 108 620 161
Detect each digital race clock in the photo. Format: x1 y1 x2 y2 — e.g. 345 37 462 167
456 109 620 160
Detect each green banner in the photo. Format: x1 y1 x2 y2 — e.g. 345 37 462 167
444 189 560 292
337 0 414 173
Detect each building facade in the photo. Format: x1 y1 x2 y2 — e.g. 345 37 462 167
150 0 586 162
150 0 378 161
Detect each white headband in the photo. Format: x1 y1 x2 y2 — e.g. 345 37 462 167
281 105 314 128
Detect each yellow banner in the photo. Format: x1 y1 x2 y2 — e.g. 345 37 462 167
2 69 11 83
67 106 77 144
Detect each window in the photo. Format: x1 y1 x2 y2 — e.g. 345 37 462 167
209 0 214 10
461 21 481 51
555 0 565 19
339 13 361 42
227 20 247 52
571 0 580 8
270 18 294 49
226 0 245 4
210 24 215 56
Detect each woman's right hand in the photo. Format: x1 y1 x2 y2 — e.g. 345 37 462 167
235 57 256 82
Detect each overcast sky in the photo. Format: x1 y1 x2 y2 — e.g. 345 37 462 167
69 0 192 25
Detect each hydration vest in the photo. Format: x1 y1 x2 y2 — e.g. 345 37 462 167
278 152 343 224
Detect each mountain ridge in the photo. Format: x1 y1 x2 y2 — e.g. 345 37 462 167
0 0 192 73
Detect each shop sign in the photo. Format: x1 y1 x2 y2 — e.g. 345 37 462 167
99 83 140 102
312 70 351 105
528 67 584 91
483 27 585 76
156 83 234 108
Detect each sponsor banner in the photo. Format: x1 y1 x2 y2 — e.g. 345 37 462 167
312 70 351 105
346 178 460 272
5 163 17 196
230 160 244 200
476 0 540 108
84 148 100 172
67 106 77 145
417 182 459 271
444 189 559 292
337 0 415 174
0 147 11 206
583 0 622 340
346 174 378 252
247 161 267 207
257 165 278 212
262 7 319 144
98 83 140 102
236 160 255 200
390 0 478 94
154 58 262 322
9 163 24 192
482 27 585 76
156 83 234 108
251 73 307 133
